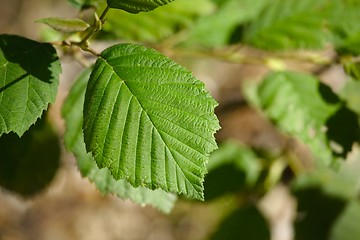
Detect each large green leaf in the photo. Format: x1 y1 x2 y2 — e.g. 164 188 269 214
0 35 61 137
257 71 339 165
83 44 220 200
107 0 174 13
62 68 176 213
102 0 213 43
243 0 334 50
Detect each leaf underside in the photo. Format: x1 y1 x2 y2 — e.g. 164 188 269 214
62 68 176 213
0 34 61 137
107 0 175 13
83 43 220 200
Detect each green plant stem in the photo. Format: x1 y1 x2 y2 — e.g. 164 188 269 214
52 6 111 56
80 6 110 45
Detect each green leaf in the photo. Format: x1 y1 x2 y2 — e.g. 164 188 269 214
257 71 339 165
330 200 360 240
205 141 261 200
292 146 360 239
326 106 360 157
210 205 270 240
185 0 269 47
83 44 220 200
0 35 61 137
293 187 346 240
0 117 60 197
328 2 360 55
340 78 360 115
62 68 177 213
243 0 333 50
36 17 90 33
102 0 213 42
107 0 175 13
67 0 103 9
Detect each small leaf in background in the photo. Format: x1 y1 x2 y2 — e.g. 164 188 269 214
328 2 360 55
107 0 174 13
293 147 360 240
184 0 269 48
243 0 333 50
326 106 360 158
293 188 346 240
36 17 90 33
343 62 360 81
340 78 360 115
102 0 213 43
210 205 270 240
67 0 103 10
62 68 177 213
256 71 339 166
0 117 60 197
83 44 220 200
205 141 261 200
330 200 360 240
0 34 61 137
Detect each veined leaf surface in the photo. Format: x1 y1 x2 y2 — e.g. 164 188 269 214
63 68 176 213
107 0 174 13
83 44 220 200
0 35 61 137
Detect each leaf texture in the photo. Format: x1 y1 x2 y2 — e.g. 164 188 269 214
107 0 174 13
62 68 177 213
0 35 61 137
83 44 220 200
257 71 339 165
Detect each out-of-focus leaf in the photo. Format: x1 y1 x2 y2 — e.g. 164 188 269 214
210 205 270 240
343 62 360 81
257 71 339 165
62 68 177 213
328 2 360 55
243 0 334 50
102 0 213 42
185 0 269 47
0 34 61 137
0 117 60 197
205 141 261 200
293 187 346 240
340 78 360 115
67 0 103 9
36 17 90 33
107 0 174 13
330 200 360 240
326 106 360 157
293 147 360 240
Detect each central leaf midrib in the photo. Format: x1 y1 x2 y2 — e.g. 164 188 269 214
100 56 201 197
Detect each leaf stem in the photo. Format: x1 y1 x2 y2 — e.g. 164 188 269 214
80 6 110 44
